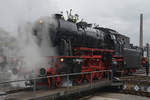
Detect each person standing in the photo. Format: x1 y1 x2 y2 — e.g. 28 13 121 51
145 60 149 76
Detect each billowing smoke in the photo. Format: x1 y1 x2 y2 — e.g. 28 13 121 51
0 17 58 87
0 0 59 87
0 28 17 82
17 16 58 74
32 16 58 56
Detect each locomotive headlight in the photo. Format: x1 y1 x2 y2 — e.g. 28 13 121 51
39 19 43 24
40 68 46 76
60 58 64 62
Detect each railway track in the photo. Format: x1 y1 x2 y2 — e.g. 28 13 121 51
5 87 31 94
120 75 150 97
0 80 112 100
1 74 150 100
0 86 32 96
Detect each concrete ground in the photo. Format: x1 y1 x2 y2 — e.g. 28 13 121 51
88 92 150 100
87 70 150 100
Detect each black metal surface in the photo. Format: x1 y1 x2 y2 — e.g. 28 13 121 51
123 48 142 69
32 14 143 71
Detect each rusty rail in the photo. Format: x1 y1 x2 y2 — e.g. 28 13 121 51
120 75 150 97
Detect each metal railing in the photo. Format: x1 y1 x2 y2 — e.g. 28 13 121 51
0 70 112 99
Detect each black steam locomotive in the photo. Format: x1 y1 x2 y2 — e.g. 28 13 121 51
30 13 143 87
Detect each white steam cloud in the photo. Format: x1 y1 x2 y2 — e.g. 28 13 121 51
0 0 59 87
17 17 58 74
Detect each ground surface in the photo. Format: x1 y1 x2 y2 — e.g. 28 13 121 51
87 92 150 100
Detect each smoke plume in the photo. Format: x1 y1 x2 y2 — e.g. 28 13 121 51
17 16 58 74
0 0 59 87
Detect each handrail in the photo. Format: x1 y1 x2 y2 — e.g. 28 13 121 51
0 70 112 85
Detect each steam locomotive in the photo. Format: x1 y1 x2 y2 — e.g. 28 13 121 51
30 13 143 88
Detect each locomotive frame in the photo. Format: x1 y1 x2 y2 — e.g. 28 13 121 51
35 47 114 88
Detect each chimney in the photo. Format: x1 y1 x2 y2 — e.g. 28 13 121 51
139 14 143 48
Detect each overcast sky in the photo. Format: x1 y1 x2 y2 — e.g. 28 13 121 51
0 0 150 45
